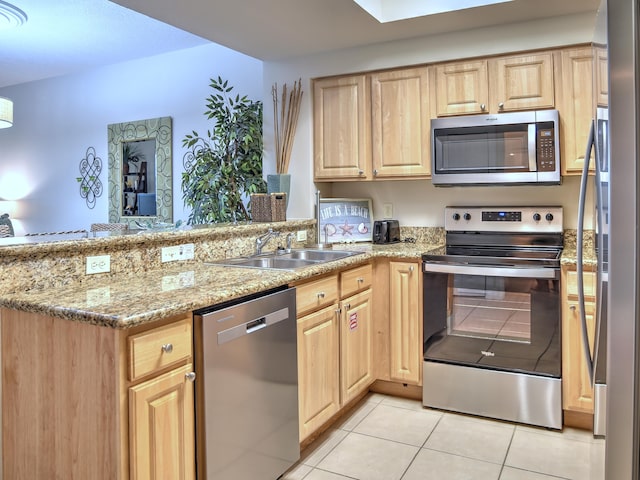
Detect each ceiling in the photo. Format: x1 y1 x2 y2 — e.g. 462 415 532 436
0 0 600 89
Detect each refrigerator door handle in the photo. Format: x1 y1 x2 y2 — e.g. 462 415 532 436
577 120 595 385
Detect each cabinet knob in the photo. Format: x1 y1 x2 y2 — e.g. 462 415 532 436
570 305 576 311
317 291 325 299
185 372 196 382
357 277 364 283
498 102 505 110
373 169 378 176
345 303 351 310
161 343 174 354
409 265 415 272
358 169 364 175
480 103 486 111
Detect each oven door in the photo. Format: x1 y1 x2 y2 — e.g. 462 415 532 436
423 263 561 378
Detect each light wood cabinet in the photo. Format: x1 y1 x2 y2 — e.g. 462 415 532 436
129 364 196 480
340 289 373 404
127 318 196 480
558 47 596 174
389 261 422 385
313 75 371 180
435 52 555 116
370 67 431 178
313 67 431 181
293 264 373 441
297 303 341 442
595 46 608 108
1 309 195 480
434 60 488 116
561 265 597 418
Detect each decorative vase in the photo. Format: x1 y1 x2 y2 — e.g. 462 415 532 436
267 173 291 209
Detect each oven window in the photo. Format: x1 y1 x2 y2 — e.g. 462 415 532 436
435 124 531 174
448 275 542 344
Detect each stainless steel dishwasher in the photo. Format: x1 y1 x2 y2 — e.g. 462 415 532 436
193 286 299 480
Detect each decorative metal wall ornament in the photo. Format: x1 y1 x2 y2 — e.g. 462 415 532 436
76 147 103 209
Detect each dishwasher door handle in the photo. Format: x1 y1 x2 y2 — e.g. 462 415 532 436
217 307 290 345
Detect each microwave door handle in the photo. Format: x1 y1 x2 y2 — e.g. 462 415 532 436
577 120 595 385
528 124 537 171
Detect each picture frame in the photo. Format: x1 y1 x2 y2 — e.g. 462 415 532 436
318 198 373 243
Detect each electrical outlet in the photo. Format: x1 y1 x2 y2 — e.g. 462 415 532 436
383 203 393 219
86 255 110 274
296 230 307 242
86 286 111 306
161 243 195 263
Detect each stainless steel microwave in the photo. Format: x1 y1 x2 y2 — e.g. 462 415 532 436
431 110 560 186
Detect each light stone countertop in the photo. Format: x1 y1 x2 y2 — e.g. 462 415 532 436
0 242 438 329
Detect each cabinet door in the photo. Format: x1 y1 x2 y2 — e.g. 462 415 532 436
129 363 196 480
559 47 595 174
562 300 596 413
435 60 489 116
313 75 371 180
595 47 608 107
297 304 341 441
389 261 422 385
488 52 555 112
371 67 431 178
340 289 373 405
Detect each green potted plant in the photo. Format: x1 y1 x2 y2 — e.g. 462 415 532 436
182 76 266 224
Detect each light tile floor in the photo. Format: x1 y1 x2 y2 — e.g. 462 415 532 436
283 393 605 480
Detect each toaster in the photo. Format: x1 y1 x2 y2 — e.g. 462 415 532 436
373 220 400 244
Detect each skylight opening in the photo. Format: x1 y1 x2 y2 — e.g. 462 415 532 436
353 0 514 23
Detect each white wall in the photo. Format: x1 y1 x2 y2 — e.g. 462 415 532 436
263 12 598 228
0 43 263 234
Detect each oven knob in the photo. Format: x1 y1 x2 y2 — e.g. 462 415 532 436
463 213 472 221
533 213 541 221
545 213 554 221
452 213 460 221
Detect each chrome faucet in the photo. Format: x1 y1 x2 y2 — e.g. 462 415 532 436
255 229 280 255
285 232 295 251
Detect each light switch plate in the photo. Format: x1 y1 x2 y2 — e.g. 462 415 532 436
296 230 307 242
383 203 393 218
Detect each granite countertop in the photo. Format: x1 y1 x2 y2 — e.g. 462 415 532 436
0 242 437 329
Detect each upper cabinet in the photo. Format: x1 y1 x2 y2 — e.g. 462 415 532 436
313 67 431 182
313 74 371 180
434 52 555 116
313 44 602 181
371 67 431 178
557 47 596 174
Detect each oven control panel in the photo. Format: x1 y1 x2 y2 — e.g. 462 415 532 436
445 206 563 233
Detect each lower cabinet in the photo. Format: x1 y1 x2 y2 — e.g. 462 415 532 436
389 260 422 385
340 289 373 405
294 263 373 442
129 364 196 480
561 265 597 423
1 309 196 480
297 304 341 441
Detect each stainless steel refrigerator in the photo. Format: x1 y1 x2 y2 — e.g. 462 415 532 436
601 0 640 477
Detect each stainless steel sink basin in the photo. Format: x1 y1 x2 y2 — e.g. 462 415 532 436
207 248 363 270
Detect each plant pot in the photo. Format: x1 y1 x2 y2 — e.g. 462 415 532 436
267 174 291 209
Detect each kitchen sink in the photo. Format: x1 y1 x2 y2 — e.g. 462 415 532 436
207 248 363 270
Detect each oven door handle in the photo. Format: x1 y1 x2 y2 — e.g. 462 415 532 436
423 263 559 279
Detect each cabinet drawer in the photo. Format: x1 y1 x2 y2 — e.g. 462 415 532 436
296 275 339 316
128 318 192 381
340 264 372 298
565 270 596 299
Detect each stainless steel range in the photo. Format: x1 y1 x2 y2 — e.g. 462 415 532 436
422 206 563 429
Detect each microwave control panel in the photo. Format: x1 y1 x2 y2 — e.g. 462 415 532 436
536 123 556 172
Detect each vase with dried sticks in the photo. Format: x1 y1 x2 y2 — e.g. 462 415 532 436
268 79 303 208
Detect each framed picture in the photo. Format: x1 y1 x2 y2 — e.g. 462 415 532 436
318 198 373 243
